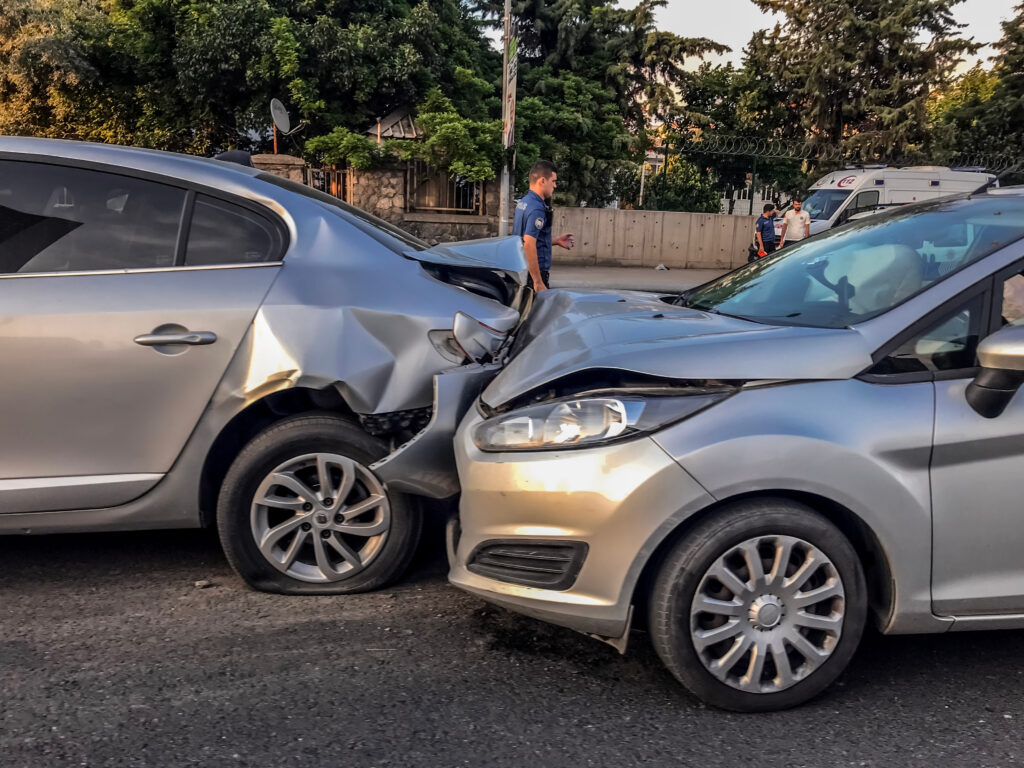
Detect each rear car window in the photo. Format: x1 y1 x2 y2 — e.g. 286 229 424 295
185 194 284 265
0 160 185 274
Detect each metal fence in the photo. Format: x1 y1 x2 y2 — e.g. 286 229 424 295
303 166 351 203
406 161 483 215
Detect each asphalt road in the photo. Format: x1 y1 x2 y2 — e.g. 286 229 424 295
3 523 1024 768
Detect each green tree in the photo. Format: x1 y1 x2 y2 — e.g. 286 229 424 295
934 3 1024 165
0 0 107 139
0 0 500 155
748 0 977 162
616 155 719 213
475 0 725 205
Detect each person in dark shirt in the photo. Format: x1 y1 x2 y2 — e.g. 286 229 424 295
512 160 574 290
752 202 778 261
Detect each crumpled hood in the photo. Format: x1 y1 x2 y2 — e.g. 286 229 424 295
481 289 875 408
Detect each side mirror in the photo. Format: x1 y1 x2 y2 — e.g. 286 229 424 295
966 324 1024 417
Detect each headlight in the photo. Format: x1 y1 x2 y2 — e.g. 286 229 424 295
473 392 730 452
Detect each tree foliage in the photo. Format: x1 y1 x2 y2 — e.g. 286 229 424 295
930 2 1024 164
745 0 977 162
614 155 720 213
474 0 725 205
0 0 499 158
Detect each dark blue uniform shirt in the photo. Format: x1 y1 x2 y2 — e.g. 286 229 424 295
513 189 553 270
755 214 776 244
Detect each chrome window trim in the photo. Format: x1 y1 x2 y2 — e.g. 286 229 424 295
0 262 284 280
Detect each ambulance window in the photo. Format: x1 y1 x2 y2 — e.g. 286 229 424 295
851 190 879 213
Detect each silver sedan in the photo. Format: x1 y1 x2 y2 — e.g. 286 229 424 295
0 136 527 594
450 187 1024 710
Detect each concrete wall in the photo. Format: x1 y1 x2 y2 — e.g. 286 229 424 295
553 208 757 270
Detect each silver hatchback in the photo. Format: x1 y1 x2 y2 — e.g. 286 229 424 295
0 137 527 594
450 188 1024 710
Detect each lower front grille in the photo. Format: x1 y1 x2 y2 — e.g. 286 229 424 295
467 540 588 590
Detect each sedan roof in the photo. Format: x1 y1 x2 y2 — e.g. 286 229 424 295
0 136 264 192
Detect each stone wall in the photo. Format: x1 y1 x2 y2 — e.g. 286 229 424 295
250 153 305 183
350 166 406 225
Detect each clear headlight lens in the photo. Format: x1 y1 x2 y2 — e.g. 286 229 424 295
473 392 730 452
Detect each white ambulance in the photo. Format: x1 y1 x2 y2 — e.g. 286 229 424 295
774 165 996 240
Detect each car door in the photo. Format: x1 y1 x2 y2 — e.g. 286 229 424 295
931 255 1024 616
0 160 284 513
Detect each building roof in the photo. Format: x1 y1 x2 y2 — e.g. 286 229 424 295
365 108 420 140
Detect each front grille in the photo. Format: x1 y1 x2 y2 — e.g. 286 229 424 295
468 540 588 590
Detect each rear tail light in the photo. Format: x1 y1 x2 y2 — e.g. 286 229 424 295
452 310 518 363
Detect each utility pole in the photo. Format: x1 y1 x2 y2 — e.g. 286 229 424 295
638 157 647 207
499 0 517 236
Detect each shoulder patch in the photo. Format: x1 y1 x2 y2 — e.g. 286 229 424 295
534 217 545 229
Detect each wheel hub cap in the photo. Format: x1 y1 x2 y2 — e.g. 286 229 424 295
250 452 391 583
689 534 846 694
749 595 784 630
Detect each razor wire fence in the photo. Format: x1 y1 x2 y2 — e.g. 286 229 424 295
666 133 1022 173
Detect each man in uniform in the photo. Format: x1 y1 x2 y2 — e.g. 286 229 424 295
752 202 778 260
512 160 574 291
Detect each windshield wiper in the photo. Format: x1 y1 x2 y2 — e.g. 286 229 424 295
673 288 695 307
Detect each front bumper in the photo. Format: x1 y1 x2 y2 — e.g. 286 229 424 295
448 410 715 640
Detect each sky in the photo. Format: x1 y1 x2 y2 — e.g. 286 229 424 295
652 0 1019 71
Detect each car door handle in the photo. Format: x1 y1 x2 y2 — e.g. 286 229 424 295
133 331 217 346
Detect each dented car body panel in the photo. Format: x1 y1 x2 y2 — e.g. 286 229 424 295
0 137 524 531
482 289 876 409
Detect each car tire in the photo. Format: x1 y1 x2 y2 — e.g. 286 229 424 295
217 413 422 595
649 497 867 712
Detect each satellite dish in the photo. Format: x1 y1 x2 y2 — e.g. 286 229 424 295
270 98 291 134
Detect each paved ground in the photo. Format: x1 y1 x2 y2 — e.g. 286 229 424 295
552 266 727 292
3 525 1024 768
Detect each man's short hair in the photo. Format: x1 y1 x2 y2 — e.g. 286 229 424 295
529 160 557 184
763 203 775 213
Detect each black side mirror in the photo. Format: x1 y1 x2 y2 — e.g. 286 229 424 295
966 324 1024 417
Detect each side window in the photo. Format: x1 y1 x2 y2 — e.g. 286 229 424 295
0 160 185 274
870 295 983 375
999 269 1024 325
185 195 283 265
851 190 879 213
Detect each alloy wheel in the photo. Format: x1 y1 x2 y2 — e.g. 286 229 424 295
250 452 390 583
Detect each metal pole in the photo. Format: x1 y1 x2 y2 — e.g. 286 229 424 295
749 155 757 216
638 160 646 207
498 0 512 236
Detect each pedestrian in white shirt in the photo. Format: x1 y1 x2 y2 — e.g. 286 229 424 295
780 199 811 248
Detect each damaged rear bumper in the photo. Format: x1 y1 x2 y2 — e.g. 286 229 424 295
370 364 501 499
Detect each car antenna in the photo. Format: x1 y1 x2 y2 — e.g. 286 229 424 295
969 162 1023 198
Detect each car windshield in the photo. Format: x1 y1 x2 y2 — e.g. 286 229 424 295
683 194 1024 329
800 189 851 221
256 172 429 253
